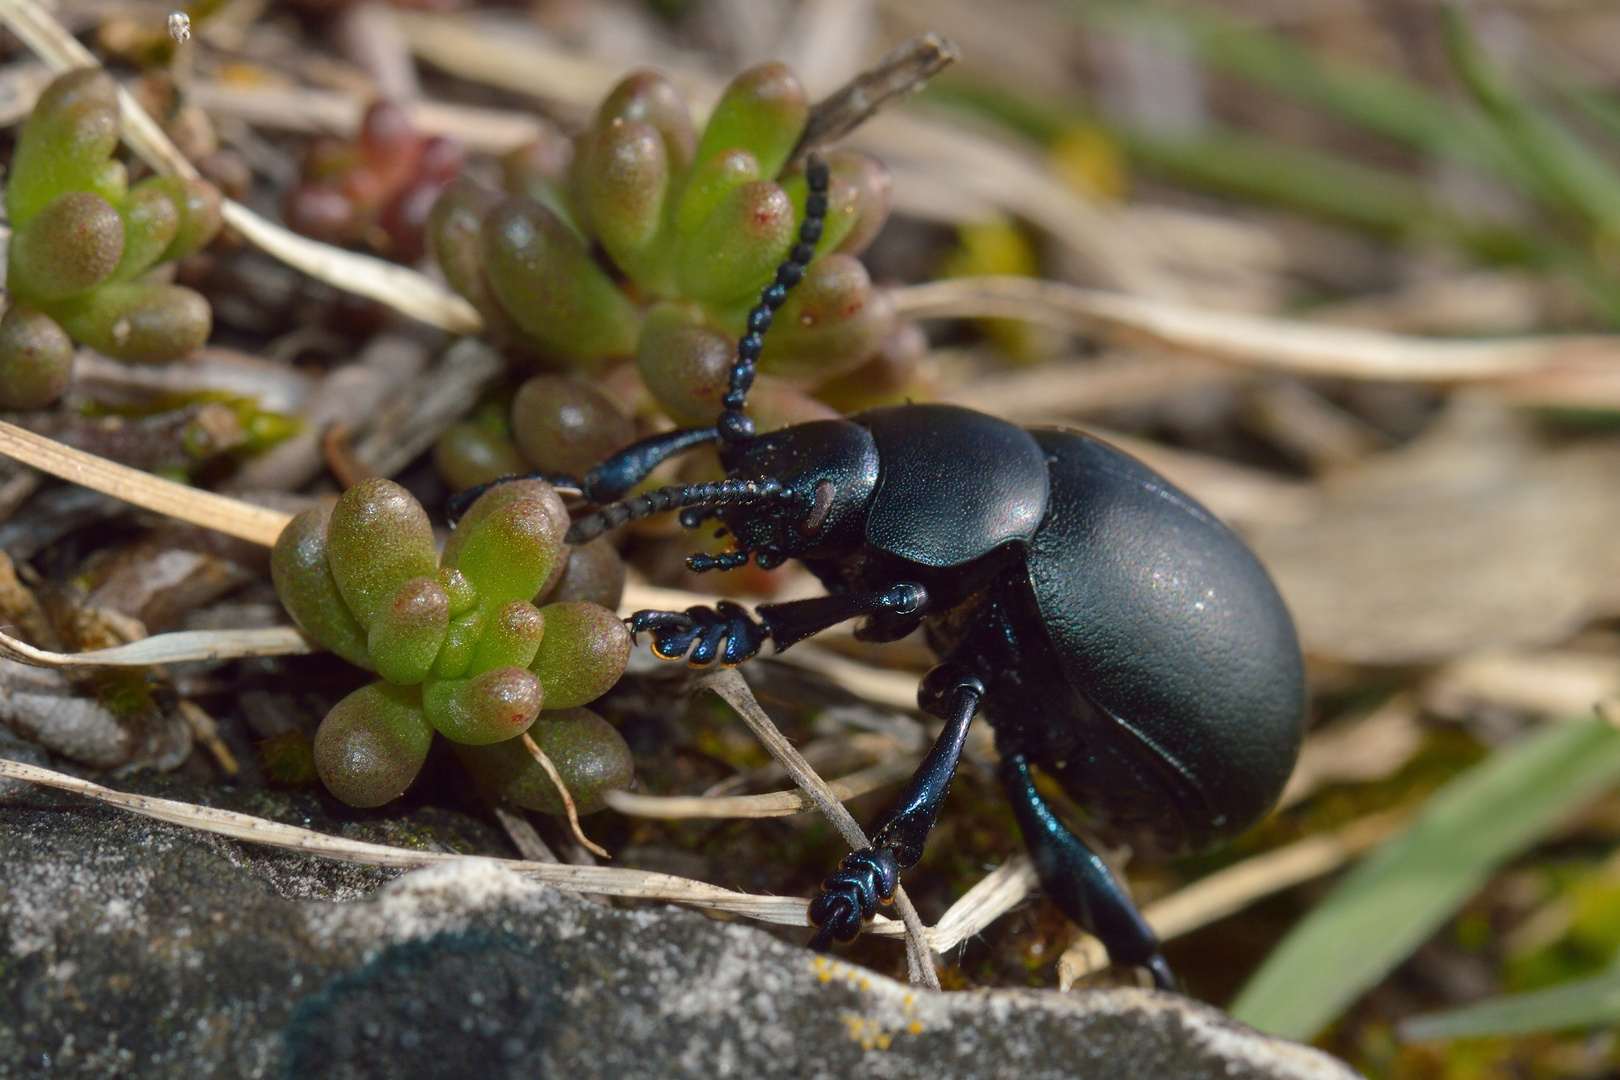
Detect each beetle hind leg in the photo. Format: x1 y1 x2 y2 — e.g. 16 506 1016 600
1000 751 1174 990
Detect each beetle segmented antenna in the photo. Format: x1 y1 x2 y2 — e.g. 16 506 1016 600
565 478 787 544
716 154 832 446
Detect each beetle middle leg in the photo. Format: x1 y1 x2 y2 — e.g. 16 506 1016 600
807 663 983 949
1000 751 1175 990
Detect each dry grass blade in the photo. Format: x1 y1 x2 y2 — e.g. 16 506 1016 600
925 856 1038 954
0 0 483 335
0 757 835 925
0 419 293 546
702 668 941 989
893 276 1609 381
396 11 666 107
219 207 483 334
605 755 920 820
0 625 311 667
187 81 548 154
792 33 961 161
0 757 959 939
1057 810 1410 989
520 732 609 859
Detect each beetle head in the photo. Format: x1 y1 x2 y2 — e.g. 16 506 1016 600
718 419 878 560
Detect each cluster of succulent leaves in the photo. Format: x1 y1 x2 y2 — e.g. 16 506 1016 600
1 69 221 410
283 101 465 265
427 63 903 439
271 476 633 810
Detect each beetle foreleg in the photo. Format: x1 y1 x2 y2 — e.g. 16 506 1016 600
1000 752 1175 990
806 664 982 951
627 584 929 668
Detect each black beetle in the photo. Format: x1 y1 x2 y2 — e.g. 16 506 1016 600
453 156 1307 987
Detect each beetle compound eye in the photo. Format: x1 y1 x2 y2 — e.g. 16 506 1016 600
800 479 835 535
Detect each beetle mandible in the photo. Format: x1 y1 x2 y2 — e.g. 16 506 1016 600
451 155 1308 988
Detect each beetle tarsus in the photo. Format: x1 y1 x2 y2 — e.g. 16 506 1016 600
807 848 899 947
627 601 769 666
805 666 981 949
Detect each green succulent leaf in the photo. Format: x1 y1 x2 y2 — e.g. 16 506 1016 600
0 307 75 412
367 576 451 686
8 191 125 304
452 706 632 814
422 666 543 744
530 601 631 710
480 197 639 365
6 68 121 228
692 63 808 183
313 681 433 808
270 506 373 668
49 282 211 364
324 478 439 625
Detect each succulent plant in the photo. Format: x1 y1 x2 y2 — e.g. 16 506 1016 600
283 101 465 265
1 69 222 409
426 62 909 491
272 477 632 808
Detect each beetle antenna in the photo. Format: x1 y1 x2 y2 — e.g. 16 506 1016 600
715 153 831 447
565 478 788 544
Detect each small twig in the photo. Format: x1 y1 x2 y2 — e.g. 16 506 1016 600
321 423 376 488
605 755 919 819
0 624 311 668
790 33 960 165
702 668 940 990
1056 809 1410 989
0 419 293 547
893 276 1606 382
521 732 609 859
0 756 1040 950
176 700 241 776
490 803 559 864
927 857 1038 954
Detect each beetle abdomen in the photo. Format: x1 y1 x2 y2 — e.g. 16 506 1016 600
1023 428 1306 852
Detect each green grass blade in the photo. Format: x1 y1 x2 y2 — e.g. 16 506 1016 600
1443 3 1620 237
1400 967 1620 1041
1071 0 1542 196
1229 714 1620 1041
1116 127 1437 234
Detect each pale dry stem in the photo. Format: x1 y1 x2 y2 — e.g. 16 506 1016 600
702 667 941 990
605 754 920 819
0 756 1029 951
521 731 609 859
0 419 294 547
893 276 1617 382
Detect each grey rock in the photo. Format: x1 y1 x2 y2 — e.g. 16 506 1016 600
0 800 1361 1080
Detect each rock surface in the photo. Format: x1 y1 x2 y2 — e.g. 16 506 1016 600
0 795 1362 1080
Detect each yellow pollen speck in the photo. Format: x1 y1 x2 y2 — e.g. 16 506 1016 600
907 1020 924 1035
